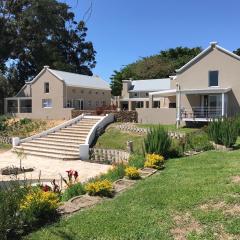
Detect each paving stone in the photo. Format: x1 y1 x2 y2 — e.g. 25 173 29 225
113 179 136 193
139 167 157 178
58 194 103 214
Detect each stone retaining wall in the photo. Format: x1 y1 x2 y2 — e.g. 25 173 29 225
72 110 137 123
89 148 130 164
0 136 12 144
116 124 185 139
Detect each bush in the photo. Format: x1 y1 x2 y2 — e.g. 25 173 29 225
61 183 86 202
143 125 171 158
20 187 60 227
185 130 213 152
85 179 114 197
125 166 140 180
208 118 238 147
98 163 126 182
0 181 28 240
144 153 165 170
168 139 184 158
128 154 145 168
19 118 32 125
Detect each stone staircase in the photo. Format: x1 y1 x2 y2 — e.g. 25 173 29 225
14 117 99 160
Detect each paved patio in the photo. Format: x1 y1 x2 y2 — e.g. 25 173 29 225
0 150 110 185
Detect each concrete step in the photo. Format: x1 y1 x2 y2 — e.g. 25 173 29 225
46 135 86 141
57 130 89 136
38 137 85 144
21 142 79 151
48 132 87 138
69 125 93 131
14 149 80 160
15 146 79 156
61 128 90 133
30 139 80 147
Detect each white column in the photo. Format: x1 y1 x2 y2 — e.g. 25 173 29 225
221 93 225 117
176 83 181 128
17 98 20 113
128 100 132 111
143 100 147 108
149 95 153 108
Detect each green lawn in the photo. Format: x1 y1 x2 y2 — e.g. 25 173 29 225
26 150 240 240
95 127 144 153
0 143 11 153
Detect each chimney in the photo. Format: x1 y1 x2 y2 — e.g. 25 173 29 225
43 65 50 69
210 41 218 48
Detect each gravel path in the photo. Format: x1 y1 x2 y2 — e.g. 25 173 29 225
0 150 110 184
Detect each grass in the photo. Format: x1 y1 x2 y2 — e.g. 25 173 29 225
95 127 144 153
138 123 198 133
0 143 11 153
26 150 240 240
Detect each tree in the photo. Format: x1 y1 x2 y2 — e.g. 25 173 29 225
233 48 240 56
0 0 96 94
110 47 202 96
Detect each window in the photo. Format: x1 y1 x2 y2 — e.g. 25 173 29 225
102 92 105 95
96 101 99 106
96 91 98 95
102 101 106 106
134 93 138 97
42 99 52 108
44 82 49 93
88 100 91 106
146 93 149 97
209 71 219 87
89 90 92 94
67 100 72 108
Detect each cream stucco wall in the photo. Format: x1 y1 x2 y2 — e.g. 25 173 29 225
66 86 111 110
137 108 176 124
175 47 240 115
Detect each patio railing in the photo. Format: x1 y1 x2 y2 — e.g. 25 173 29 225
181 107 223 119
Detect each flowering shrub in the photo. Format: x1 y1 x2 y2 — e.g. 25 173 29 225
144 153 165 169
125 166 140 180
20 188 60 226
61 183 86 201
63 170 79 187
85 179 114 197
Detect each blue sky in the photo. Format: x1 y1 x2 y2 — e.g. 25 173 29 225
63 0 240 82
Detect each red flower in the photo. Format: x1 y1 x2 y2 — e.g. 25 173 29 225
42 184 51 192
74 171 78 179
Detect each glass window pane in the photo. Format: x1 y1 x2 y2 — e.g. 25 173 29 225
209 71 218 86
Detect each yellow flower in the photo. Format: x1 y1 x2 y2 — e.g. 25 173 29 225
85 179 113 197
144 153 165 169
125 166 140 179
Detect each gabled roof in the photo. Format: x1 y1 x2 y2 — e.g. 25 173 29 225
129 78 170 92
176 42 240 74
30 66 111 90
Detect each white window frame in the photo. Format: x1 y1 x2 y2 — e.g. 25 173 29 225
42 99 52 108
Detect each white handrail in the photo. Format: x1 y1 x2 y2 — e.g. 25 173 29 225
79 114 114 160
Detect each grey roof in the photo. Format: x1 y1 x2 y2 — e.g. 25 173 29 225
129 78 170 92
50 69 111 90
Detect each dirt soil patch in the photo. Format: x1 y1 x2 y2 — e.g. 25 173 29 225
171 212 202 240
199 201 240 216
231 175 240 184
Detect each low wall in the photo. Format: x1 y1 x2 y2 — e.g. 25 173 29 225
137 108 176 124
0 136 12 144
72 110 137 122
89 148 130 164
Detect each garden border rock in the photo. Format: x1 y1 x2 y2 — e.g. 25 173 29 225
58 167 159 215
